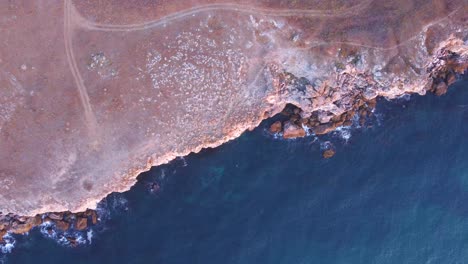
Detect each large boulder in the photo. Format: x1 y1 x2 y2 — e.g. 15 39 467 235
269 121 283 134
75 217 88 231
283 122 306 139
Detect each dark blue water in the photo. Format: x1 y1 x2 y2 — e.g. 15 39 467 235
3 79 468 264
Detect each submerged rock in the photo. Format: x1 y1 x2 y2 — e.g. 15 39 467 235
322 149 336 159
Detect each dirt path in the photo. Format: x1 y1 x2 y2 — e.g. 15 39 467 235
71 0 374 32
64 0 100 142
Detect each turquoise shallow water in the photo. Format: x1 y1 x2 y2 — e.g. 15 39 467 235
2 79 468 264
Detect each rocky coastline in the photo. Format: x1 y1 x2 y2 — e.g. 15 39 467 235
1 35 467 243
267 37 467 154
0 210 98 246
1 0 467 246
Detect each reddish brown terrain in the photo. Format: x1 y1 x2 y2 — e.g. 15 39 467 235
0 0 467 227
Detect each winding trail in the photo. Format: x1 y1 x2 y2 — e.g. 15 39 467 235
71 0 374 32
61 0 460 142
68 0 460 52
64 0 99 141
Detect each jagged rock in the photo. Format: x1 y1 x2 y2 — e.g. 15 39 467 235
16 216 27 223
31 215 43 226
10 221 33 234
55 220 71 231
63 212 74 222
91 212 98 225
66 236 78 247
0 230 6 241
447 73 457 86
290 114 300 122
343 120 353 127
48 213 63 221
269 121 282 134
85 209 99 225
367 99 377 109
283 122 306 139
313 124 336 135
435 82 448 96
0 221 7 231
75 217 88 230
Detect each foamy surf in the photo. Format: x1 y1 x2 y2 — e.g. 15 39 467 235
87 229 94 244
301 123 312 136
39 221 91 247
334 126 352 143
95 194 129 223
0 233 15 254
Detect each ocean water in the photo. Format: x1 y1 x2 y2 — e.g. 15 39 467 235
2 79 468 264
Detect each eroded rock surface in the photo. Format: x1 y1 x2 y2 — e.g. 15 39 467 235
0 0 467 216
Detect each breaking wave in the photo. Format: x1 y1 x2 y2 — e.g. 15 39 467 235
333 126 352 142
39 221 92 247
0 233 15 254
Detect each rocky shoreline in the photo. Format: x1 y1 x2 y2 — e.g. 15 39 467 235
2 39 466 242
267 38 467 156
1 0 467 242
0 210 98 246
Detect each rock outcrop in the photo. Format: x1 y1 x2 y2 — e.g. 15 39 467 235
0 210 98 243
269 121 283 134
283 121 306 139
322 149 336 159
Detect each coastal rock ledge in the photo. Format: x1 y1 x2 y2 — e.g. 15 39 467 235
0 0 467 234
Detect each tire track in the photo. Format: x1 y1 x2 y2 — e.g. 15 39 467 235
72 0 373 32
64 0 99 141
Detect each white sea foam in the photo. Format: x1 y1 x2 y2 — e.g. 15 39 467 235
398 93 411 101
74 234 87 245
0 233 15 254
110 196 129 211
96 202 111 221
96 194 129 223
320 141 333 150
180 157 188 167
39 221 89 247
301 123 312 136
160 169 166 180
311 136 319 143
39 221 57 238
334 126 352 142
55 233 86 247
87 229 93 244
272 132 283 139
351 113 361 128
264 127 283 139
